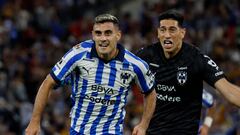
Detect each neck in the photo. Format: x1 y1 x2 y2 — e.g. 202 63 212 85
164 42 183 59
99 48 119 61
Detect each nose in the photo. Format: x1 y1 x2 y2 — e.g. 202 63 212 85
164 31 171 38
100 35 107 41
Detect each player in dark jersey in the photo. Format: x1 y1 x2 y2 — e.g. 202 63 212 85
137 9 240 135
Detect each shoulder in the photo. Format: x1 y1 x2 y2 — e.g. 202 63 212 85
182 42 203 59
136 42 160 62
124 49 149 70
73 40 94 52
137 43 158 55
63 40 93 59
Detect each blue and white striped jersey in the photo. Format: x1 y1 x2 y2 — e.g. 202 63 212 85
202 89 214 108
50 40 155 134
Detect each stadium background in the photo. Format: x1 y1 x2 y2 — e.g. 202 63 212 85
0 0 239 134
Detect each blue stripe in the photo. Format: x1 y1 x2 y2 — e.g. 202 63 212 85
90 61 117 134
79 101 95 134
57 52 85 80
102 63 129 134
202 99 213 108
70 127 79 135
82 40 94 48
63 48 73 58
79 60 104 134
72 76 87 130
103 87 125 134
125 50 149 69
132 64 149 92
115 87 128 133
95 60 104 83
108 61 117 87
70 74 76 107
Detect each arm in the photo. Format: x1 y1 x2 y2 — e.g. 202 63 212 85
215 78 240 107
132 89 156 135
25 74 56 135
199 101 216 135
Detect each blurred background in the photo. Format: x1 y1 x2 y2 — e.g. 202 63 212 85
0 0 240 134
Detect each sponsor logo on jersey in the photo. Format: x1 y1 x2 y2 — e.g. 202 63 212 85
157 84 176 92
156 84 181 102
156 94 181 102
215 71 224 76
204 55 219 71
85 95 116 106
91 85 115 95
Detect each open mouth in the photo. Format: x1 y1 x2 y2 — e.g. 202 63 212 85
99 42 109 48
163 40 173 48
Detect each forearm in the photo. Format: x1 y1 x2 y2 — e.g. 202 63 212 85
139 90 156 129
30 74 55 123
215 78 240 107
225 84 240 107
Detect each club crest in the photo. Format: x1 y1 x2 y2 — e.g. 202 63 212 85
120 71 131 84
177 71 187 85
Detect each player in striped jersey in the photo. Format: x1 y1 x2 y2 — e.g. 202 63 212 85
25 14 156 135
199 89 215 135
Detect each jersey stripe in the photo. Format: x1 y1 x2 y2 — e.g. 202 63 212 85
57 52 85 80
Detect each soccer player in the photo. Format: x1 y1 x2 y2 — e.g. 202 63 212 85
199 89 215 135
137 9 240 135
25 13 156 135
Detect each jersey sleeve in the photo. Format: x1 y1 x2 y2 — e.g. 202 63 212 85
50 47 79 85
133 59 155 94
202 89 214 108
200 54 225 86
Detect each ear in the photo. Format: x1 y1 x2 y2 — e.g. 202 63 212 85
157 28 161 38
180 28 186 39
116 30 122 41
92 30 96 40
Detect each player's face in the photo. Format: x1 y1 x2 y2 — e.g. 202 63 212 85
92 22 121 60
157 19 185 56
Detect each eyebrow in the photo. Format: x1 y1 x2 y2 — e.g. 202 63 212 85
94 30 113 34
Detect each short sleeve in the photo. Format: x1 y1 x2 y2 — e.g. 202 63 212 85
50 47 78 85
133 60 155 94
201 54 225 86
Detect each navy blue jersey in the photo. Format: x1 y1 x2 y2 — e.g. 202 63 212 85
137 42 224 135
51 40 154 134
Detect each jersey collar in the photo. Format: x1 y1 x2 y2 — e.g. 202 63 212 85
90 42 125 62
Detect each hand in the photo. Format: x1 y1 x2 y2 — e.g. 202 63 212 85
25 121 41 135
132 124 146 135
199 124 209 135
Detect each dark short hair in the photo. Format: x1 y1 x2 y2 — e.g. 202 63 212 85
94 14 119 27
158 9 184 27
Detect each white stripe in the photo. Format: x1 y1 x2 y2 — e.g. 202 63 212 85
149 63 160 67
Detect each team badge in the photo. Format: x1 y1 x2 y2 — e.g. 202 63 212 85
120 71 131 84
177 70 187 85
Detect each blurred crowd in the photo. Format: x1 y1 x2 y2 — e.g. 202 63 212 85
0 0 240 135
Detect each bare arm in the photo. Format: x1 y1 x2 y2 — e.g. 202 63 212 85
199 101 216 135
215 78 240 107
25 74 56 135
132 89 157 135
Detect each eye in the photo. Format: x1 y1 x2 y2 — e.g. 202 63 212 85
94 31 102 36
169 27 177 33
159 28 166 33
105 30 113 36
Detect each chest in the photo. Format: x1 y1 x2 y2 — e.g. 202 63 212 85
77 58 136 87
150 58 201 86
